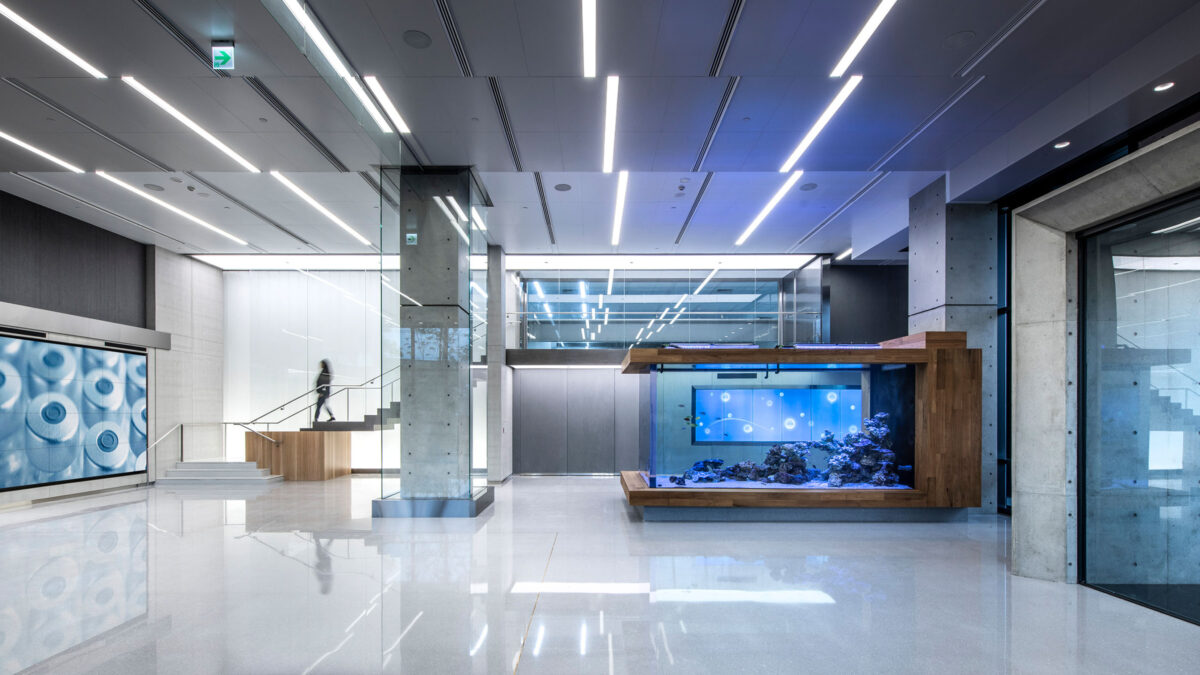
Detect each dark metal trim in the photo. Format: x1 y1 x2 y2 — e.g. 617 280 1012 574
243 76 348 172
359 170 399 211
708 0 745 77
869 75 985 171
955 0 1048 78
2 78 173 171
183 171 323 251
674 172 714 245
489 77 523 171
788 172 890 252
435 0 473 77
131 0 230 78
693 77 739 172
533 173 557 245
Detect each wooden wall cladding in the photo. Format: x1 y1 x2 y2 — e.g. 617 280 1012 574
245 431 351 481
620 332 982 509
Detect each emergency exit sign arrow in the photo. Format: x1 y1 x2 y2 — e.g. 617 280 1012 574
211 41 235 70
213 49 232 68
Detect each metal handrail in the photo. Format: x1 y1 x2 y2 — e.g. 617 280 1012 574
236 423 280 445
146 423 183 452
246 363 405 424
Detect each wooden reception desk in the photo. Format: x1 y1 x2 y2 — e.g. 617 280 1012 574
245 431 351 481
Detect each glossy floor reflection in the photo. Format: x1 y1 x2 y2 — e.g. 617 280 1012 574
1 476 1198 674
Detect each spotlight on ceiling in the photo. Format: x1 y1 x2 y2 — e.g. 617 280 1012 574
1153 81 1176 92
1053 141 1071 149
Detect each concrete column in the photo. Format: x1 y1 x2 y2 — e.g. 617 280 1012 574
1010 215 1077 582
486 245 513 482
908 176 999 511
374 170 491 516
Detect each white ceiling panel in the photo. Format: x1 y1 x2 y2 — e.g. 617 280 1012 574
309 0 464 77
475 172 551 252
195 171 382 253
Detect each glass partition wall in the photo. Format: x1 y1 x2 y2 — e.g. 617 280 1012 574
1081 194 1200 623
379 168 486 501
516 260 825 349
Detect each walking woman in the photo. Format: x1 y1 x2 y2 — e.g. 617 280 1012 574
313 359 335 424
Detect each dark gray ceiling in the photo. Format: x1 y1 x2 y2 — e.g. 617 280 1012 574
0 0 1197 258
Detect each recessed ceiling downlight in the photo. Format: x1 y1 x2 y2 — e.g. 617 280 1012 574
142 183 164 192
800 182 818 191
403 30 432 49
1154 81 1175 92
555 183 572 191
1053 141 1071 149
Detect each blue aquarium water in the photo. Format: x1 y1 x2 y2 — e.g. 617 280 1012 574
692 386 862 444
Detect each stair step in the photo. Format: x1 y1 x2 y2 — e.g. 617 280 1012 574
175 461 257 469
165 468 269 478
156 475 283 485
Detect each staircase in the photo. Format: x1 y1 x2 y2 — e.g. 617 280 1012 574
302 401 402 432
154 461 283 486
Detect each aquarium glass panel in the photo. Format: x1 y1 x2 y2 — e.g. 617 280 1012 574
1081 195 1200 624
647 363 915 489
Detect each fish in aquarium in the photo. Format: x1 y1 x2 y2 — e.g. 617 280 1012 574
666 413 909 488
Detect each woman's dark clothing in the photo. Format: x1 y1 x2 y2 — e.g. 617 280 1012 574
314 368 334 423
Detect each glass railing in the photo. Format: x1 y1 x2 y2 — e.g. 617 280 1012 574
507 309 823 349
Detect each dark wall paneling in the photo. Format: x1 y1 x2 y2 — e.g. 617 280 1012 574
0 190 147 327
827 265 909 344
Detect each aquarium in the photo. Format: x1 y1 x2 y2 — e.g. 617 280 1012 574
647 363 916 489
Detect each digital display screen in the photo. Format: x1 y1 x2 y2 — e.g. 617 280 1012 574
0 336 148 490
692 386 863 444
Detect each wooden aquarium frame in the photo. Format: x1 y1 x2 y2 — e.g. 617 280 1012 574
619 332 982 509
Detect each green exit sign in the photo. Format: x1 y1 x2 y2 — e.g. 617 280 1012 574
212 43 235 70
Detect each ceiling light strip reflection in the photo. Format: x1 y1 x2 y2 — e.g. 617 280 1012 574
0 2 106 78
123 77 260 172
432 196 470 244
779 77 862 172
610 170 629 246
603 76 619 173
271 171 370 246
446 195 469 221
0 129 85 172
95 171 247 245
829 0 898 78
735 171 804 246
470 206 488 231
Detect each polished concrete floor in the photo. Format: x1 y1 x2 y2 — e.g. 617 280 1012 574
1 475 1198 674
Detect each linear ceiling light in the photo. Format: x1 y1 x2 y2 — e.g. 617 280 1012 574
578 280 588 298
470 206 488 231
96 171 247 245
0 129 84 172
837 247 853 260
603 76 619 173
543 302 553 318
122 77 260 173
735 171 804 246
382 280 422 306
693 267 719 295
1152 215 1200 235
280 0 392 133
445 195 469 222
363 76 410 133
533 281 545 298
0 2 106 78
830 0 898 78
610 170 629 246
191 254 397 270
779 76 862 172
606 268 615 294
669 308 685 325
432 196 470 245
471 281 488 298
271 171 370 246
582 0 597 77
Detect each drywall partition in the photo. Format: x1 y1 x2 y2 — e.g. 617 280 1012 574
1010 119 1200 582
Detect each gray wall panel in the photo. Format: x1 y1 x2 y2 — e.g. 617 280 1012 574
566 369 615 473
615 372 642 471
514 369 568 473
826 265 909 344
0 190 146 327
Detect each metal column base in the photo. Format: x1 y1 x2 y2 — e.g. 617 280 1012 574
372 486 494 518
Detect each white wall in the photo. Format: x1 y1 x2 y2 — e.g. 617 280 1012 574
223 270 383 466
149 248 224 475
